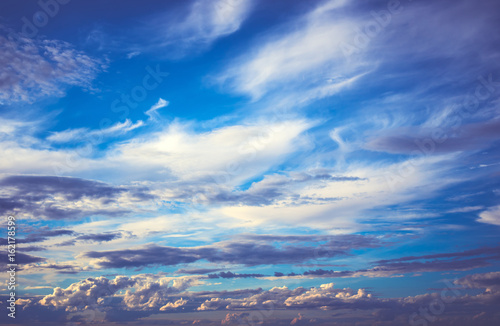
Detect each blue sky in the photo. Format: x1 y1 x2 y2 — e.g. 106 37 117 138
1 0 500 325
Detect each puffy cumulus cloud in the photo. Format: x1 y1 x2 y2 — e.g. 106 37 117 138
35 274 200 313
283 283 371 309
123 276 199 310
9 272 500 325
198 286 300 311
159 298 188 311
196 297 229 311
39 276 135 311
0 175 153 220
198 283 372 311
194 275 500 324
221 312 250 325
290 313 316 325
0 28 104 105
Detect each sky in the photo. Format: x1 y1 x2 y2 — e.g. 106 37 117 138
1 0 500 325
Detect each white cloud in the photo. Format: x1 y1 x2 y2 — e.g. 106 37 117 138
448 206 484 214
47 119 144 143
215 0 361 99
37 274 201 311
107 119 313 184
24 286 53 290
216 154 457 231
145 98 169 120
151 0 254 57
159 298 188 311
123 276 198 310
477 206 500 226
197 282 372 311
0 115 313 190
0 140 93 176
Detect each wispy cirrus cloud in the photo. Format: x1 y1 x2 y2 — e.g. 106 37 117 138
0 28 104 105
106 119 313 183
145 98 169 120
215 0 361 100
47 119 144 144
477 205 500 226
143 0 254 58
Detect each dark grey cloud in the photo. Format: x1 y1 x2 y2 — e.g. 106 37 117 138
59 232 124 246
207 271 265 279
6 227 124 250
455 271 500 292
1 175 123 200
84 245 208 269
83 234 381 269
373 246 500 264
17 228 75 244
1 252 45 267
240 234 378 248
369 246 500 275
267 246 500 279
302 269 350 277
39 264 80 274
17 261 85 274
0 175 153 219
16 252 46 264
76 233 122 242
366 119 500 155
18 245 46 252
176 268 223 275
